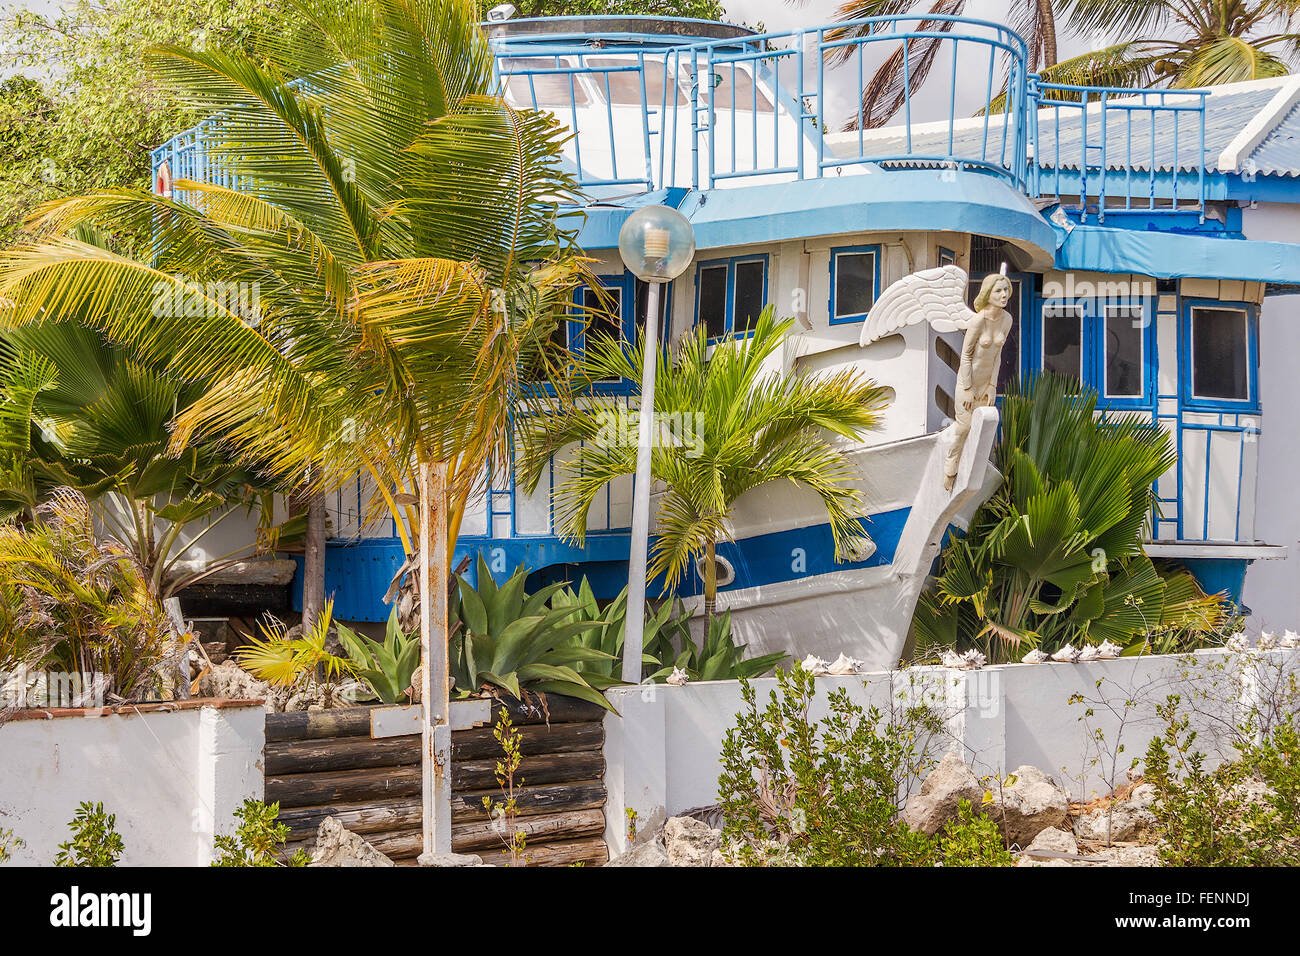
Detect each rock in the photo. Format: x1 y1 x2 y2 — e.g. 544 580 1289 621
308 817 395 867
664 816 720 867
902 752 985 836
1074 802 1156 844
198 660 280 710
606 837 669 867
417 852 488 867
988 766 1069 848
1025 827 1078 856
1101 845 1160 867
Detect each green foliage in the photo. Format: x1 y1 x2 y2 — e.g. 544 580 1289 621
548 576 787 683
1144 695 1300 866
480 708 528 865
55 801 125 867
0 825 21 864
936 800 1015 867
450 555 616 710
717 665 952 866
0 489 179 702
236 597 356 695
512 0 725 18
521 307 889 634
212 799 309 867
336 607 421 705
914 373 1228 662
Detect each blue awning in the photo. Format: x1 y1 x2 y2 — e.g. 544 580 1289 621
1053 221 1300 285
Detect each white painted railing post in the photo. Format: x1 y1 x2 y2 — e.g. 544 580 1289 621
419 460 453 859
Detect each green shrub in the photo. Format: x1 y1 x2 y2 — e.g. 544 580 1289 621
212 799 308 867
717 665 986 866
0 825 21 863
54 801 124 867
1144 696 1300 866
936 801 1014 867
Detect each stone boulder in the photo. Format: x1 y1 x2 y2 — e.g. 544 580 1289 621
1025 827 1079 856
988 766 1070 848
308 817 395 867
664 816 721 867
417 852 488 867
1073 783 1157 844
902 752 986 836
198 660 283 711
606 837 669 867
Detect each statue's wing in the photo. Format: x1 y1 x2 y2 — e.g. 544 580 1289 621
859 265 977 346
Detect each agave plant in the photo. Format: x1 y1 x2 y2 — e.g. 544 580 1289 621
450 556 616 710
335 608 421 705
654 609 789 682
913 372 1228 661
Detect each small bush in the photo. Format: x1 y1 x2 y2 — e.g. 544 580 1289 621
54 801 124 867
717 666 1006 866
212 799 308 867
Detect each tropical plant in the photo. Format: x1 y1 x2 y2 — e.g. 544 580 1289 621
335 608 421 705
792 0 1065 129
1042 0 1300 91
0 489 180 703
521 306 889 635
235 597 356 698
0 824 22 864
0 0 592 640
451 556 617 710
54 801 125 867
0 317 289 599
913 373 1228 662
480 708 528 866
212 799 309 867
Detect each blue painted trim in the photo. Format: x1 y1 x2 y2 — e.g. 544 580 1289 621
692 253 769 340
827 244 881 326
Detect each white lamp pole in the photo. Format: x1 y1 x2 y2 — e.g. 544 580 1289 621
616 205 695 685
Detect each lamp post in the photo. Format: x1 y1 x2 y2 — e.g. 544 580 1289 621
616 204 695 685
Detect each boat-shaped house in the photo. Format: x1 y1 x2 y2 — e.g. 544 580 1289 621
153 14 1300 661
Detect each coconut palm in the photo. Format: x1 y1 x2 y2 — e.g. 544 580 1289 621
0 0 589 630
519 307 892 634
1039 0 1300 91
912 372 1228 661
798 0 1066 129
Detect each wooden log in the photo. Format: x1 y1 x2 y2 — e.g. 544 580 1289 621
267 765 421 808
265 735 420 774
366 828 423 860
451 721 603 761
276 797 421 838
451 808 605 853
265 705 382 742
491 696 608 726
451 781 607 822
452 751 604 792
478 836 609 867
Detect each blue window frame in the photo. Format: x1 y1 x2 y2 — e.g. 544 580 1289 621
937 246 958 267
828 244 881 326
1180 299 1259 412
568 271 673 391
694 254 768 339
1032 295 1156 407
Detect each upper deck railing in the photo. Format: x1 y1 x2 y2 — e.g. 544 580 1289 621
151 14 1209 215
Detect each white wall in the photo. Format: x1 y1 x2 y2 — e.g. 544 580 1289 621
1242 204 1300 630
602 650 1295 855
0 702 264 867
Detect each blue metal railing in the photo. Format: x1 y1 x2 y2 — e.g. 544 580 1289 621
1029 81 1208 222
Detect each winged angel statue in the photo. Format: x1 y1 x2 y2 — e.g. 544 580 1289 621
860 264 1014 490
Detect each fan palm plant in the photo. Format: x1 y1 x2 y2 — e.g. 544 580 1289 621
0 0 590 630
912 372 1228 661
0 319 288 600
1040 0 1300 91
519 306 891 635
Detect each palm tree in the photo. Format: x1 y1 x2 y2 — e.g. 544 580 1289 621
913 373 1227 662
519 307 891 635
0 0 589 630
1040 0 1300 90
797 0 1065 128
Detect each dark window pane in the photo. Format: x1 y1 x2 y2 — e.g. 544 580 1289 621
698 265 728 339
1104 306 1143 397
633 278 669 343
1192 308 1249 400
1042 305 1082 380
733 260 766 333
833 251 876 320
583 286 622 347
